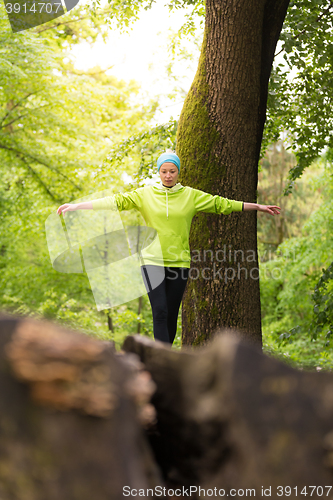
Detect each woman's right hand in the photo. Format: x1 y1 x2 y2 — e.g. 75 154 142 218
57 203 78 215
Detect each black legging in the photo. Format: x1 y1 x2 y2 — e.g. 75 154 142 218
140 265 189 344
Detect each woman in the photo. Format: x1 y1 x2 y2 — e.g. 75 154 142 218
57 151 280 345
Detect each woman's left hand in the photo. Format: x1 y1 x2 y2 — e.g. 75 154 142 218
258 205 281 215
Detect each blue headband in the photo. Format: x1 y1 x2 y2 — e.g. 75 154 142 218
157 152 180 172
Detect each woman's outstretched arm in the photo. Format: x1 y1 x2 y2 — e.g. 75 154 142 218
57 201 93 215
57 187 145 216
244 203 281 215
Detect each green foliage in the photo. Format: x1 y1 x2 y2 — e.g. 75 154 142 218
264 0 333 189
35 3 116 48
263 333 333 371
85 0 333 355
260 154 333 369
0 4 162 349
0 4 158 203
309 261 333 343
258 142 324 254
101 119 178 188
5 0 333 357
90 0 155 30
89 0 205 34
92 0 333 192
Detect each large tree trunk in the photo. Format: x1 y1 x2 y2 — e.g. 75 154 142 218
177 0 290 345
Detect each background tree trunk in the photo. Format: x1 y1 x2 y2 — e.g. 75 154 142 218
177 0 290 345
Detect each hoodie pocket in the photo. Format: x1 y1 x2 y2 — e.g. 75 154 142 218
161 234 190 262
141 233 190 264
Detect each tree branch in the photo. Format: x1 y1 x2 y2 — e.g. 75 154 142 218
0 93 38 126
33 6 114 34
1 103 55 130
1 113 30 130
34 14 92 33
0 143 82 191
65 65 115 77
19 157 59 202
274 0 333 58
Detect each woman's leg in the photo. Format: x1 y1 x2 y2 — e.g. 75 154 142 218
140 265 170 343
165 267 189 344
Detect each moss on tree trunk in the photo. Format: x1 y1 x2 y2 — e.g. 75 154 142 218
177 0 290 346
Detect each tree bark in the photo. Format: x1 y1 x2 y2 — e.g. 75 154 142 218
0 314 161 500
123 332 333 497
138 296 143 334
107 309 114 332
177 0 290 345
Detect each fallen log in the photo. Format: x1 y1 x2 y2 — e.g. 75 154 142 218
2 311 333 500
123 333 333 499
0 313 162 500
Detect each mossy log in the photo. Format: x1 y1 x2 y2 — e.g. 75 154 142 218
2 312 333 500
0 314 161 500
123 333 333 498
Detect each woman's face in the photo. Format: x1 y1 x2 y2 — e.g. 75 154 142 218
159 162 179 187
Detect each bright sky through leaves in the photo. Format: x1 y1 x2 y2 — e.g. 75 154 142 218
70 2 200 122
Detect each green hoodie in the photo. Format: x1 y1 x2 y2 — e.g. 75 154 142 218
92 182 243 268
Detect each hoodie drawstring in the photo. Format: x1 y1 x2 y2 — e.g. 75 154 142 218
153 181 183 220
